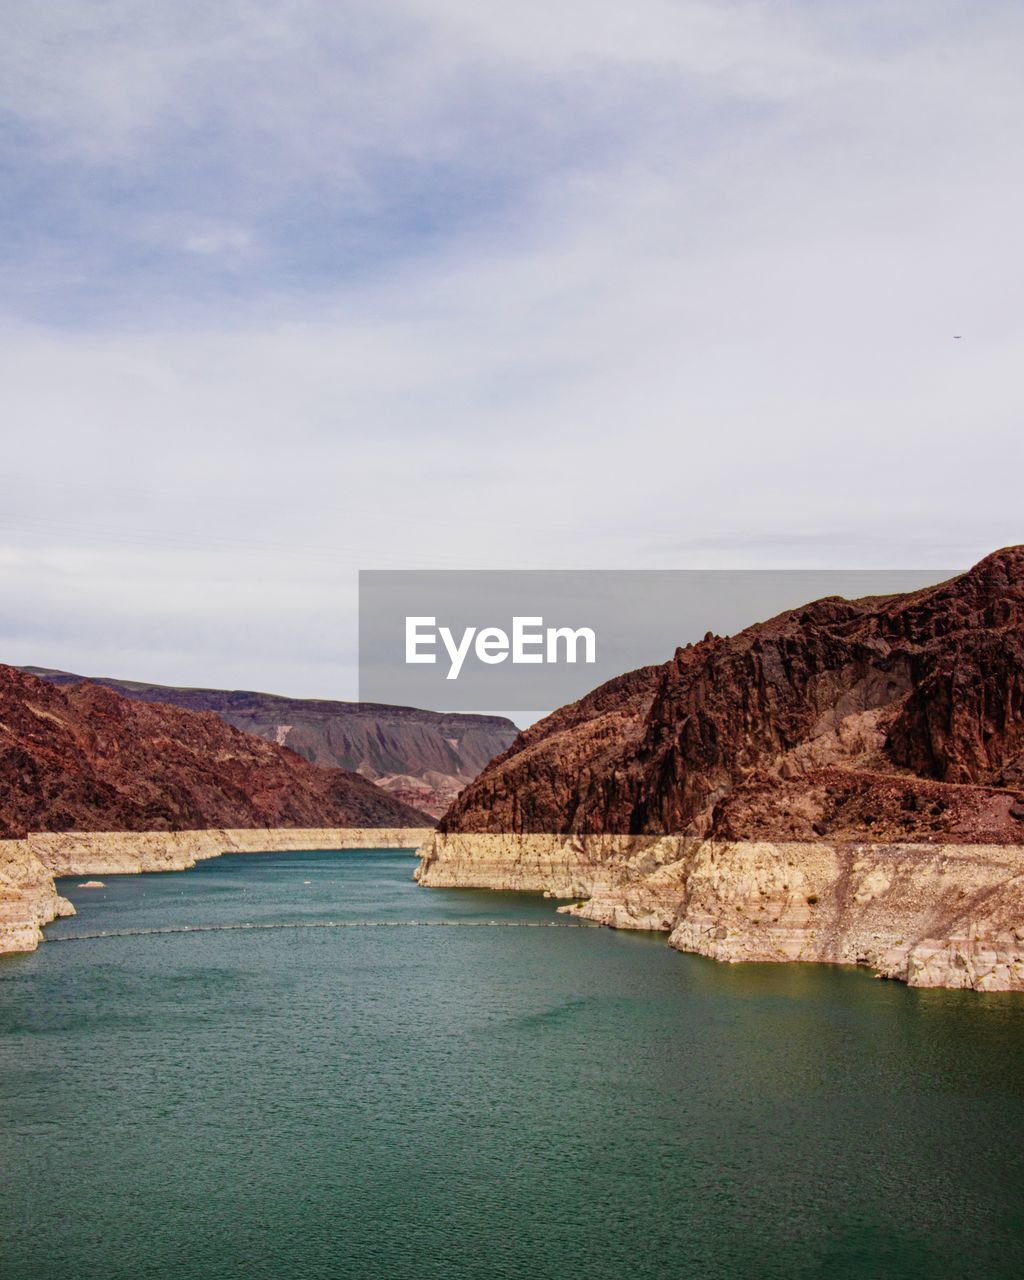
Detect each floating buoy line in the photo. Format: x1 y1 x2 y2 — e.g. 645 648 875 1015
49 919 594 942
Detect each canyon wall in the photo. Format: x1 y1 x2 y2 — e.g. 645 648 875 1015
22 667 518 818
417 832 1024 991
0 838 76 956
421 550 1024 991
0 664 431 838
441 549 1024 842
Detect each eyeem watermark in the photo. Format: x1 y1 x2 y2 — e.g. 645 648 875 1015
406 616 597 680
359 569 952 715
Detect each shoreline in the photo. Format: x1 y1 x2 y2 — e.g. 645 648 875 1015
7 824 1024 992
0 827 433 956
416 831 1024 992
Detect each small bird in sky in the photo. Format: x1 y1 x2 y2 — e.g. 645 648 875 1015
953 335 962 340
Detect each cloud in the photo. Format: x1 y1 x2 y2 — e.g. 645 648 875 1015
0 1 1022 698
182 227 254 256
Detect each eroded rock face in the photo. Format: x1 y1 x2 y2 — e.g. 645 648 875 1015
442 548 1024 842
417 832 1024 990
0 838 75 955
661 840 1024 991
425 549 1024 991
21 668 518 819
0 666 431 839
439 665 664 835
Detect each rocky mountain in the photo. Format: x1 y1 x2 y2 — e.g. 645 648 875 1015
0 665 430 839
420 549 1024 990
20 670 519 819
441 547 1024 844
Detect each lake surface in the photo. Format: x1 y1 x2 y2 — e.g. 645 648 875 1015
2 848 1023 1279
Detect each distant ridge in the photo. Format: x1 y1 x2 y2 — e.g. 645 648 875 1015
0 665 431 839
20 668 519 818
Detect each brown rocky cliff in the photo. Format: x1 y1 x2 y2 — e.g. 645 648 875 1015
19 669 518 819
440 663 664 834
442 547 1024 842
0 665 431 838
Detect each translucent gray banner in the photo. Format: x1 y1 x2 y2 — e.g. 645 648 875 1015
358 569 954 716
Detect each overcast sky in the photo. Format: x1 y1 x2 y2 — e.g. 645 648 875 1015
1 0 1022 703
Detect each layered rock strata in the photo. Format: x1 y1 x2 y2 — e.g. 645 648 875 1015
0 838 76 956
1 826 432 955
417 832 1024 991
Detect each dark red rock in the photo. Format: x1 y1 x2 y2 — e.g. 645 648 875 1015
0 666 431 839
442 547 1024 843
19 667 517 819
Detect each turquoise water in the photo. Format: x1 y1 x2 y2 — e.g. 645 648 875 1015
2 849 1023 1280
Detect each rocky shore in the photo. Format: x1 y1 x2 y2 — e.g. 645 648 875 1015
419 550 1024 993
416 832 1024 991
0 838 76 955
0 827 432 956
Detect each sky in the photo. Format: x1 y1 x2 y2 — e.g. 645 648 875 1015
1 0 1022 704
